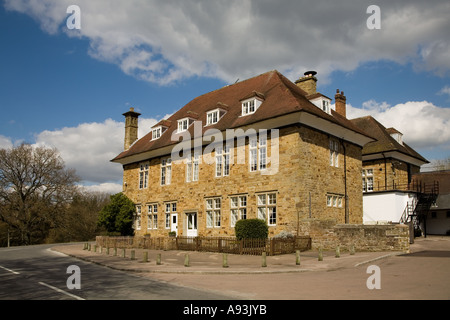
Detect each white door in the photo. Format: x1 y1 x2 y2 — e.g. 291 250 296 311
171 213 178 236
186 212 198 237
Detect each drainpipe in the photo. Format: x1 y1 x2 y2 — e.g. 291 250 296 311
341 140 349 224
382 153 387 190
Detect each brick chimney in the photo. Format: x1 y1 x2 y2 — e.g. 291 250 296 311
123 107 141 150
335 89 347 118
295 71 317 96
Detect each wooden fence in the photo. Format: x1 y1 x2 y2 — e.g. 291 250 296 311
96 235 311 256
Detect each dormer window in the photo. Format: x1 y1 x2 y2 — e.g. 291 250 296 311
206 108 227 126
241 98 264 116
177 118 194 133
387 128 403 145
309 95 331 115
152 127 162 140
207 110 219 125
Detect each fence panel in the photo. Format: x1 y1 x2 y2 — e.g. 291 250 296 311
96 235 311 256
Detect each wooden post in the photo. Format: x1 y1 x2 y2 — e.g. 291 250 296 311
350 244 355 255
122 248 126 258
130 250 135 260
296 250 301 265
262 252 267 267
318 248 323 261
157 253 162 265
335 245 340 258
143 251 148 263
184 253 190 267
223 253 229 268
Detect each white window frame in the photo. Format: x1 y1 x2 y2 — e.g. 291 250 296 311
161 158 172 186
177 118 189 133
241 98 263 116
215 145 230 177
152 127 162 140
327 194 344 208
330 139 339 167
147 204 158 230
206 109 219 125
230 195 247 227
139 162 149 189
135 205 142 230
249 135 267 172
206 198 221 228
362 169 374 192
165 202 177 229
257 193 277 226
186 152 200 182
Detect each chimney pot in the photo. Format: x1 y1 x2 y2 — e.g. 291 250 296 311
295 71 318 96
335 89 347 118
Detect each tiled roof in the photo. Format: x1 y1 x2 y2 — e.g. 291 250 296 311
113 70 371 162
350 116 428 163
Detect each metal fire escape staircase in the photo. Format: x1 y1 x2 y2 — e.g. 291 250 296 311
399 181 439 232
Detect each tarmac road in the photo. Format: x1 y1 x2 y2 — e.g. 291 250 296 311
145 236 450 300
2 236 449 301
0 244 233 300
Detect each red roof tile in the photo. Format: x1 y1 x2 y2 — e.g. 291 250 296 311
113 70 371 163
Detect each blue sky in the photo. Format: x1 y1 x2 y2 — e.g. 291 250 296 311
1 1 449 193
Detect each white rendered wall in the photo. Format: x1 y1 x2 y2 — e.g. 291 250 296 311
363 192 416 224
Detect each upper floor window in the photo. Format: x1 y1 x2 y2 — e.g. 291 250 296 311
329 139 339 167
215 145 230 177
249 135 267 172
139 163 149 189
186 152 200 182
161 158 172 185
362 169 374 192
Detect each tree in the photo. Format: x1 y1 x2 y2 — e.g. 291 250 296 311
48 190 110 243
98 193 135 236
0 144 79 245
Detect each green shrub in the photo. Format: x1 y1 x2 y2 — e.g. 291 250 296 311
235 219 268 240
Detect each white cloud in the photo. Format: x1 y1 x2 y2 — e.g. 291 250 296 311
33 117 158 191
347 100 450 152
438 85 450 99
79 183 123 195
0 135 13 149
4 0 450 85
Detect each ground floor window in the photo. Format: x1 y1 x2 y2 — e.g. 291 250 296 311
165 202 177 229
206 198 221 228
230 195 247 227
257 193 277 226
327 194 343 208
135 205 142 230
147 204 158 229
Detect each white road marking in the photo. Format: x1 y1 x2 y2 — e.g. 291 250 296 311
38 282 85 300
0 265 20 275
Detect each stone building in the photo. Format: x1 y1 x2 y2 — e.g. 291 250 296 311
111 70 374 238
350 116 430 225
